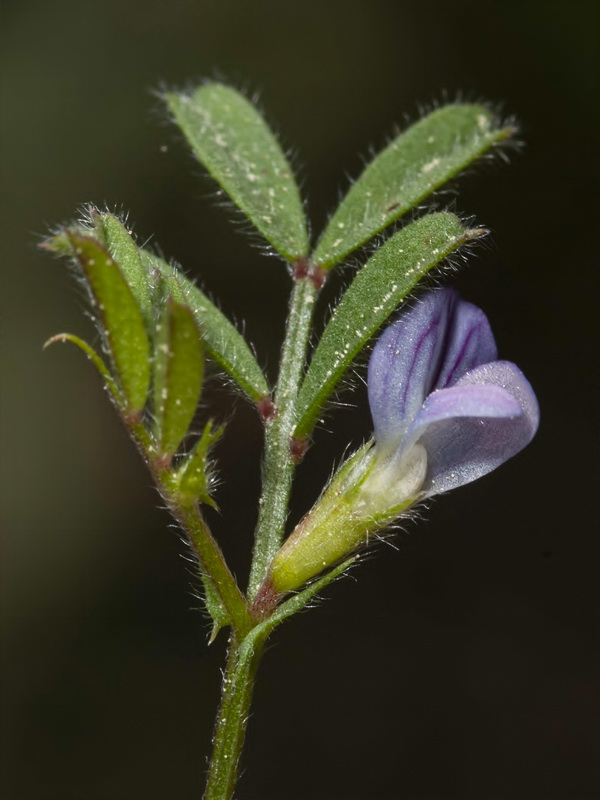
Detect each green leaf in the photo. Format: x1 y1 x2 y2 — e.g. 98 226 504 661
153 299 204 457
44 333 121 404
141 250 270 404
45 212 155 327
203 576 229 644
294 213 485 439
47 221 269 405
175 421 223 508
91 212 154 325
165 83 309 261
69 233 151 414
313 104 513 269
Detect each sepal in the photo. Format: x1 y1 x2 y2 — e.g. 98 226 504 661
269 442 426 594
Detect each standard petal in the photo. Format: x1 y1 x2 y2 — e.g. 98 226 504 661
368 289 456 448
432 294 497 389
409 361 539 494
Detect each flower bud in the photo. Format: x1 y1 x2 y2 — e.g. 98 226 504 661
269 442 427 593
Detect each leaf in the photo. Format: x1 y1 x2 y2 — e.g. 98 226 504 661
153 299 204 457
175 421 223 508
141 250 270 403
203 575 229 644
294 213 485 439
48 220 269 404
91 212 154 325
313 104 513 269
165 83 309 261
69 233 151 414
43 333 121 404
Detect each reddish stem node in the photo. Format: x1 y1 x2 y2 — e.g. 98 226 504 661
250 575 282 620
293 256 310 280
154 451 173 472
309 264 326 290
123 408 143 426
290 435 309 463
256 395 276 422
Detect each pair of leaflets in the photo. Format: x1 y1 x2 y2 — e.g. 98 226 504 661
166 83 510 438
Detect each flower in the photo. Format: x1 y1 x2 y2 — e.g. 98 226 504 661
269 288 539 594
366 286 539 498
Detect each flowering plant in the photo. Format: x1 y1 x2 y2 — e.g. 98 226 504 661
43 82 537 799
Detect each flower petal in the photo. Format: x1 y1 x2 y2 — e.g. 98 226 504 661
432 292 497 390
368 289 454 447
368 288 497 450
408 361 539 494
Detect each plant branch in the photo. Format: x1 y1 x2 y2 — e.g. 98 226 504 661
247 272 320 599
171 501 252 638
128 419 252 640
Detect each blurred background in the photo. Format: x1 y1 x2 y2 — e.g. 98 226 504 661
1 0 598 798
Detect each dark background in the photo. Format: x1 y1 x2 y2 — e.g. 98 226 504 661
1 1 598 798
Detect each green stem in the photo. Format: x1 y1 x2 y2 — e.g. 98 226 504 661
203 273 321 795
201 559 356 799
127 419 252 639
247 275 319 598
173 502 252 638
204 633 267 800
128 272 322 796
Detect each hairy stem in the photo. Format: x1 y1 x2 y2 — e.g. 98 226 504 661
247 274 320 598
131 271 322 795
204 633 267 800
128 419 251 639
172 502 252 638
201 556 356 798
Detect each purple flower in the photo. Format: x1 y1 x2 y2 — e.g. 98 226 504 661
269 287 539 594
368 287 539 495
